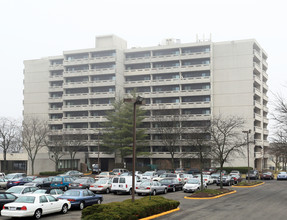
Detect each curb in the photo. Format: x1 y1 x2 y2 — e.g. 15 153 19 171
139 207 180 220
232 182 265 188
184 190 237 200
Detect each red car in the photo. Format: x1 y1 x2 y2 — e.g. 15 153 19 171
260 172 274 180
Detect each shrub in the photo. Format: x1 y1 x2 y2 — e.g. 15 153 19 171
38 171 63 176
82 196 180 220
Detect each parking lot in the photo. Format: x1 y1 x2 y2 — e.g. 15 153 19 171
1 180 287 220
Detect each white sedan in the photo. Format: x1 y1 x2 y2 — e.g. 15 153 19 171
183 178 207 193
1 194 71 219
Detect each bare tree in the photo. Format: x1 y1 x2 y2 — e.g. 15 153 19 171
0 117 20 172
22 117 49 175
47 135 66 172
185 128 211 191
208 115 246 189
153 109 184 170
270 130 287 171
63 131 88 170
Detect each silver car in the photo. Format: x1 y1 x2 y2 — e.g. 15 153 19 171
0 178 8 189
135 180 167 196
89 178 112 194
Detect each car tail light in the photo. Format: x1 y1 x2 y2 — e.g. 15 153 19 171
2 205 5 210
61 182 63 184
68 199 76 202
136 187 138 189
90 185 94 187
146 187 150 189
204 179 207 181
178 178 181 181
98 186 103 188
126 184 128 188
15 181 20 184
168 185 171 187
79 184 83 186
69 184 71 186
21 206 27 211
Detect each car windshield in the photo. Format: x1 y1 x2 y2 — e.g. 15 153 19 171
143 172 153 176
53 177 63 182
32 178 44 183
141 181 153 186
63 191 80 196
96 179 109 184
74 179 87 183
160 179 173 184
33 189 47 194
15 196 35 203
99 172 108 175
279 172 287 174
187 179 199 184
5 174 16 179
6 187 23 194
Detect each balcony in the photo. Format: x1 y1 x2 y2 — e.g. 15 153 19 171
254 100 261 109
62 116 108 123
63 70 90 77
49 64 63 71
253 49 261 60
254 140 263 146
124 68 151 76
263 129 269 135
49 86 63 92
254 151 263 159
254 113 261 121
254 88 261 97
63 58 90 66
263 141 269 147
49 75 63 81
262 60 268 69
125 56 151 64
253 75 261 84
62 104 114 111
89 68 116 75
263 94 268 102
48 97 63 103
49 108 62 113
48 118 62 125
253 62 261 73
254 126 262 133
263 106 268 112
263 117 269 124
180 51 210 60
262 71 268 80
89 56 116 64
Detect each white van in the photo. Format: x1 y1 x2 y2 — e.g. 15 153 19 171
111 176 140 194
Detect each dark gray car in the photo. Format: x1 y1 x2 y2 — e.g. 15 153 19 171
69 177 95 189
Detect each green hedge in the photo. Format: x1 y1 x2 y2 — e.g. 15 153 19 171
82 196 180 220
217 167 253 174
39 171 63 176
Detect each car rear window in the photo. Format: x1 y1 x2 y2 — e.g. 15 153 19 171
15 196 35 203
119 178 125 183
112 178 119 183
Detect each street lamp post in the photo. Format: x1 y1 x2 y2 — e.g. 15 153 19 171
97 131 101 172
124 96 144 202
242 129 251 183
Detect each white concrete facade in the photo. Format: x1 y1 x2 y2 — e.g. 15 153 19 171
22 35 269 174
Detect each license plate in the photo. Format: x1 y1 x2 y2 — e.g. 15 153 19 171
10 207 16 211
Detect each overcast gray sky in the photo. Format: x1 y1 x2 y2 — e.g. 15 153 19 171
1 0 286 125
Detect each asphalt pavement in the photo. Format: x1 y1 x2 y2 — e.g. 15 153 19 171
1 180 286 220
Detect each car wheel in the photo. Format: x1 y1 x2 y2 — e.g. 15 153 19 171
129 189 132 195
172 187 176 192
97 199 102 204
61 204 68 214
152 190 156 196
138 193 142 196
64 186 68 191
34 209 42 219
79 201 85 210
164 188 167 194
38 185 42 189
106 188 110 194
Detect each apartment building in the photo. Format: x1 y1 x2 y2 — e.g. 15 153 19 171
23 35 269 174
